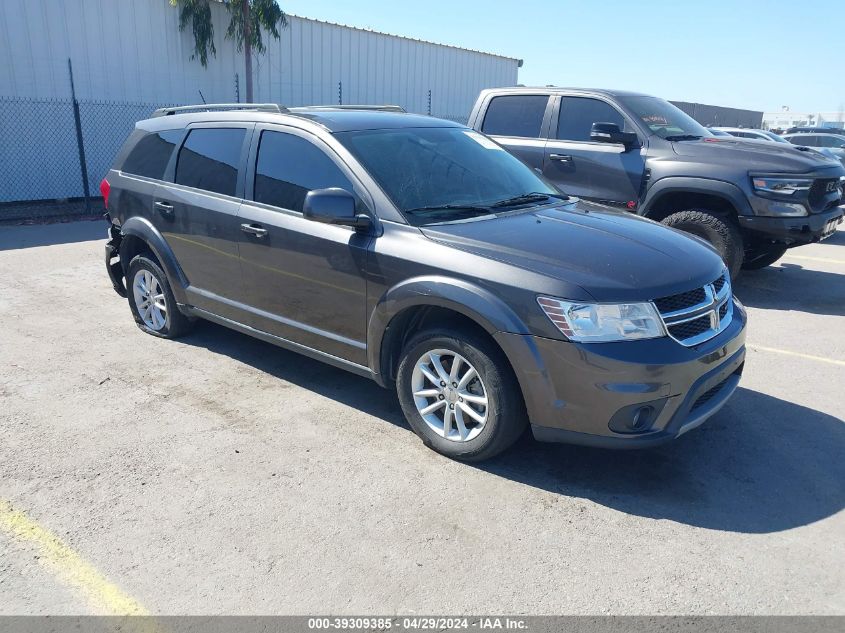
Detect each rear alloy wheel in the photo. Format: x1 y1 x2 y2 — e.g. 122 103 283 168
127 255 193 339
661 208 744 279
741 245 788 270
397 328 527 461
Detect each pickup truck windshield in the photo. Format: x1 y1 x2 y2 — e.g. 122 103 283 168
336 127 560 225
620 96 712 140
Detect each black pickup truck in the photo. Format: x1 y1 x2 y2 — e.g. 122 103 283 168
470 88 844 276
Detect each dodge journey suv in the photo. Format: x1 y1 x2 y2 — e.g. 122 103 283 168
103 103 746 461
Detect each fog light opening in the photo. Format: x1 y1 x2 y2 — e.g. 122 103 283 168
630 406 654 431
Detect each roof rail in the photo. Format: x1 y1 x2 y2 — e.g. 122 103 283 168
292 104 407 113
151 103 288 117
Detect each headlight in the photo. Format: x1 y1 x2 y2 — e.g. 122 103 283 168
537 297 666 342
751 176 812 196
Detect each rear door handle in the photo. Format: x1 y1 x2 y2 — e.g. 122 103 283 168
549 153 573 163
240 223 268 237
154 201 174 216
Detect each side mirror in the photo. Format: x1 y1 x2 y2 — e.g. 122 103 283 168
590 122 639 149
303 188 370 230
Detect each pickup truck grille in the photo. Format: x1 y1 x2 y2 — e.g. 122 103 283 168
653 271 733 346
809 178 843 212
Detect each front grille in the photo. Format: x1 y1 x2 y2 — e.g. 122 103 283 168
668 315 711 340
654 271 732 346
809 178 842 211
691 376 731 411
654 287 706 314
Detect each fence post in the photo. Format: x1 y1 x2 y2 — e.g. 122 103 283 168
427 89 431 116
338 81 342 105
235 73 240 103
68 58 91 213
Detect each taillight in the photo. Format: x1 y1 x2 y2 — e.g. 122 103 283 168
100 178 111 209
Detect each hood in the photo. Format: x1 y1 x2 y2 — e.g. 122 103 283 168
420 202 725 302
672 136 840 172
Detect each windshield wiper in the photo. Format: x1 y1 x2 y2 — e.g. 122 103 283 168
665 134 702 141
404 204 493 218
490 192 568 209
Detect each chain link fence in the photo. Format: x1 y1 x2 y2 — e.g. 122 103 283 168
0 92 466 221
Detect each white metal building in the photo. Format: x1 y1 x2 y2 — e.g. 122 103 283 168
763 111 845 132
0 0 520 204
0 0 520 119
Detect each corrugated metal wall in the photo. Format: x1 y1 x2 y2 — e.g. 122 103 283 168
0 0 519 118
671 101 764 129
0 0 519 203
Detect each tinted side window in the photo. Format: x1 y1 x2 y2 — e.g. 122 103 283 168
122 129 182 179
820 136 844 147
557 97 627 142
254 131 354 212
798 136 818 146
175 128 246 196
481 95 549 138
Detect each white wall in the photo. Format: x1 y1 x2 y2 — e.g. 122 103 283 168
0 0 519 118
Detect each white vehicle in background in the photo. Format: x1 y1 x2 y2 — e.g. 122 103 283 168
712 127 791 143
783 133 845 167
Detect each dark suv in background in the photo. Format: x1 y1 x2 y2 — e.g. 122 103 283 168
470 88 844 276
103 104 745 461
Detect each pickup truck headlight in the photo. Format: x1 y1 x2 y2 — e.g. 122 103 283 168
751 176 812 196
537 297 666 342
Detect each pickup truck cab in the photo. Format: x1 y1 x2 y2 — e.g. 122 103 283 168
470 88 844 276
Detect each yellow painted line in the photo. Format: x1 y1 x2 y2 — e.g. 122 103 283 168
782 254 845 265
750 345 845 367
0 500 148 616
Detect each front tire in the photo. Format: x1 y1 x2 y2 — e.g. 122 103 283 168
741 245 788 270
126 255 193 339
396 328 527 462
661 209 744 279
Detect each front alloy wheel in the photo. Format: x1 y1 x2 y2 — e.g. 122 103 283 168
396 328 527 461
411 349 489 442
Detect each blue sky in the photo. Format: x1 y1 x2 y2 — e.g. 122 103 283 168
281 0 845 113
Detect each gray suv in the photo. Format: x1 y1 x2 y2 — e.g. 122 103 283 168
470 88 844 275
103 103 746 461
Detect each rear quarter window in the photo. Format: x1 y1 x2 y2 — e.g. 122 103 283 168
175 128 246 196
481 95 549 138
121 129 182 179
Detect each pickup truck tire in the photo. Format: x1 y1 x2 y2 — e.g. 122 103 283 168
661 209 744 279
741 245 788 270
396 327 527 462
127 255 194 339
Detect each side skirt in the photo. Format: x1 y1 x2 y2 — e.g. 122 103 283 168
184 305 377 382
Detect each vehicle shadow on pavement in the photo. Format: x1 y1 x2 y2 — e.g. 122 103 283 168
0 219 105 251
734 264 845 317
480 387 845 534
183 323 843 535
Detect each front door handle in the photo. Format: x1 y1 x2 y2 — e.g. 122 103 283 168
154 201 174 216
241 223 268 238
549 153 573 163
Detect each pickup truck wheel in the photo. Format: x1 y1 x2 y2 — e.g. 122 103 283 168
741 245 788 270
396 328 527 462
661 209 744 279
127 255 193 339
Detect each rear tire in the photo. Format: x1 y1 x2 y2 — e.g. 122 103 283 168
741 245 788 270
396 327 527 462
126 255 193 339
661 209 744 279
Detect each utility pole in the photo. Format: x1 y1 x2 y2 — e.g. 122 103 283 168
243 0 253 103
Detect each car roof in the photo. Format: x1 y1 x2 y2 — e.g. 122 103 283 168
482 86 652 98
136 106 464 134
784 132 845 137
713 127 766 133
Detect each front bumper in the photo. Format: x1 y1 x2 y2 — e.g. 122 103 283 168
495 300 747 448
738 206 843 245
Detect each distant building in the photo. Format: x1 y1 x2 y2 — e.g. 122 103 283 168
763 111 845 132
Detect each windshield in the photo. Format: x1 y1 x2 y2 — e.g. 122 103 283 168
620 96 711 140
336 127 560 225
761 130 790 143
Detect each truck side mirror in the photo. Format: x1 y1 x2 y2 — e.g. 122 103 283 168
590 122 639 149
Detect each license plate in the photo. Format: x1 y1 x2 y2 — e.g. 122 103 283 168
820 218 839 241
